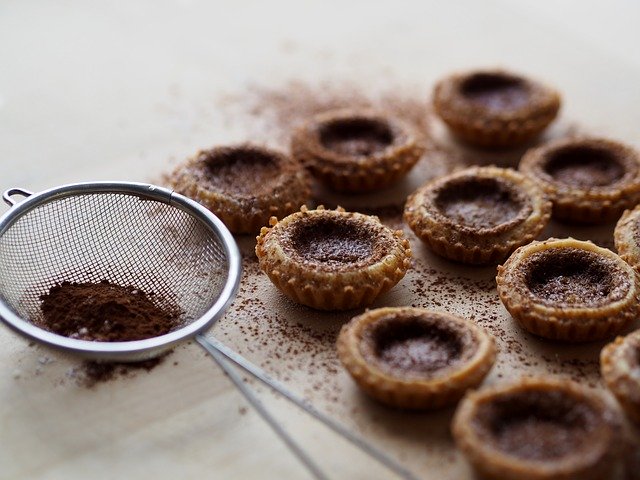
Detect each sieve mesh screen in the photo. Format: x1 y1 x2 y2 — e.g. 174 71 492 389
0 192 228 330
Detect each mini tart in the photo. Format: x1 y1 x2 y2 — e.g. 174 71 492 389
452 378 619 480
290 109 425 192
496 238 639 342
403 166 551 265
168 144 310 234
433 69 561 148
601 330 640 425
255 206 411 311
337 307 495 409
614 204 640 273
520 137 640 224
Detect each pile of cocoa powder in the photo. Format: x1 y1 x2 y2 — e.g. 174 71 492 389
39 280 182 342
38 280 182 387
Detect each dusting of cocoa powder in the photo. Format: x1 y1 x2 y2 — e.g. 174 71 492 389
39 280 182 342
74 356 168 388
224 80 434 148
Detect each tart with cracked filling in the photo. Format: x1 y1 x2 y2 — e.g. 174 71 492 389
601 330 640 425
452 378 620 480
614 203 640 272
290 109 425 192
433 69 561 148
167 144 310 234
404 166 551 265
337 307 496 409
255 206 411 311
497 238 639 342
520 137 640 224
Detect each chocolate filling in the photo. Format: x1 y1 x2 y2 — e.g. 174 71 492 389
524 248 628 308
365 316 469 375
319 118 394 157
460 73 530 111
474 390 598 461
434 177 526 229
200 146 282 195
283 215 390 270
544 145 625 187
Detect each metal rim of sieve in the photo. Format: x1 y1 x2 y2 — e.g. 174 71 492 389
0 181 242 360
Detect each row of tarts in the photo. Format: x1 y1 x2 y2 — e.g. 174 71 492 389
166 69 640 479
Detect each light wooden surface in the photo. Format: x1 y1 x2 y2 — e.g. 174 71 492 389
1 1 640 479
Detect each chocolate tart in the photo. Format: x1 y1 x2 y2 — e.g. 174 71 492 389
167 144 310 234
614 203 640 272
403 166 551 265
601 330 640 425
433 69 561 148
452 378 619 480
496 238 639 342
337 307 495 409
520 137 640 224
290 109 425 192
255 206 412 311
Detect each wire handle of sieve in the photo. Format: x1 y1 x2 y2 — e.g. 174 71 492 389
196 335 419 480
204 341 330 480
3 188 33 207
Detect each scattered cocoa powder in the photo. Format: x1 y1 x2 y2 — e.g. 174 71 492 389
70 355 169 388
158 80 623 474
225 80 434 148
39 280 182 342
212 82 605 414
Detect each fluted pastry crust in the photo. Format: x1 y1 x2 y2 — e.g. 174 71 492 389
614 203 640 272
452 378 620 480
337 307 495 409
404 166 551 265
601 330 640 425
433 69 560 148
291 109 425 192
255 207 411 310
520 137 640 224
497 238 639 342
168 144 310 234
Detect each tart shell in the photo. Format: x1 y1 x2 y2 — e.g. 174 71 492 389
337 307 496 410
614 203 640 273
519 137 640 224
291 109 425 192
452 378 619 480
167 144 310 234
601 330 640 425
404 166 551 265
497 238 640 342
255 206 412 311
433 69 561 148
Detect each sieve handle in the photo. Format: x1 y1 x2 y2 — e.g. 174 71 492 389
3 188 33 207
197 335 329 480
197 335 419 480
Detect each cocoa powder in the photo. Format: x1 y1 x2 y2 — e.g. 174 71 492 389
228 80 434 149
76 356 167 388
39 280 182 342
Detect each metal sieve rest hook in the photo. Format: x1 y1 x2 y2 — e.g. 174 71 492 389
3 188 33 207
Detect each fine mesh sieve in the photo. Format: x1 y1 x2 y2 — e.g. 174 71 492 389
0 181 416 480
0 182 240 361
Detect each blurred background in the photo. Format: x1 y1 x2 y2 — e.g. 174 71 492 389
1 0 639 192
